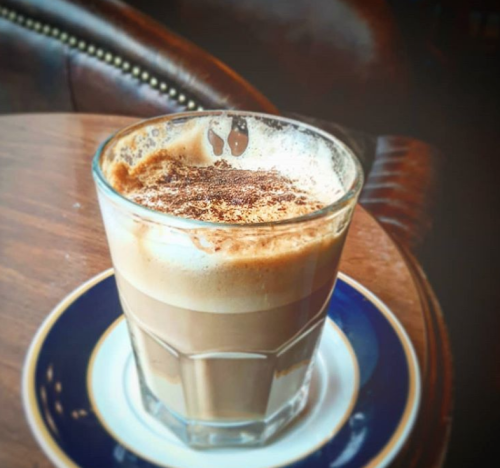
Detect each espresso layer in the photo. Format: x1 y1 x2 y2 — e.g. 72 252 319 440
118 271 328 421
116 271 333 353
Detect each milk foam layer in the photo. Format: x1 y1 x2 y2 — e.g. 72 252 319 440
100 196 348 313
102 115 346 223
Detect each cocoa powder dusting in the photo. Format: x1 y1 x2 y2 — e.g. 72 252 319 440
113 156 325 223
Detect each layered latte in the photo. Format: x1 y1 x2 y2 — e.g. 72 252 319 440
94 113 360 446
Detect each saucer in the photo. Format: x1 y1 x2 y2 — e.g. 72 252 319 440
23 270 420 468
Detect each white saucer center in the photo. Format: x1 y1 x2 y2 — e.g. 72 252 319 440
89 319 358 468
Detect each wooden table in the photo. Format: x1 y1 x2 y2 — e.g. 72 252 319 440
0 114 452 468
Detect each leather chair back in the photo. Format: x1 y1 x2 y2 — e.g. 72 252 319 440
0 0 277 116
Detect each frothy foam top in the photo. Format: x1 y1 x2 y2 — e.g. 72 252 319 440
101 115 346 223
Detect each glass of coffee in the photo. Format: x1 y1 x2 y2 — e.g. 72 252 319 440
92 111 363 448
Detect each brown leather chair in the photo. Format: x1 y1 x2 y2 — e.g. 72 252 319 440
0 0 442 252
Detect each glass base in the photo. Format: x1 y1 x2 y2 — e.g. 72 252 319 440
139 376 311 448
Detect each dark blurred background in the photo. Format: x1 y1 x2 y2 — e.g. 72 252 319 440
121 1 500 466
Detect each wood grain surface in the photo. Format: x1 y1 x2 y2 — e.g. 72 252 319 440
0 114 449 468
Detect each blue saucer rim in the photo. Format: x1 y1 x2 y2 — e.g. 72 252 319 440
22 269 421 468
22 272 113 468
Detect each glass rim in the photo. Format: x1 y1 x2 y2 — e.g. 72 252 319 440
92 110 364 229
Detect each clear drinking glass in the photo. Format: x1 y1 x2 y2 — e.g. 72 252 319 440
92 111 363 448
